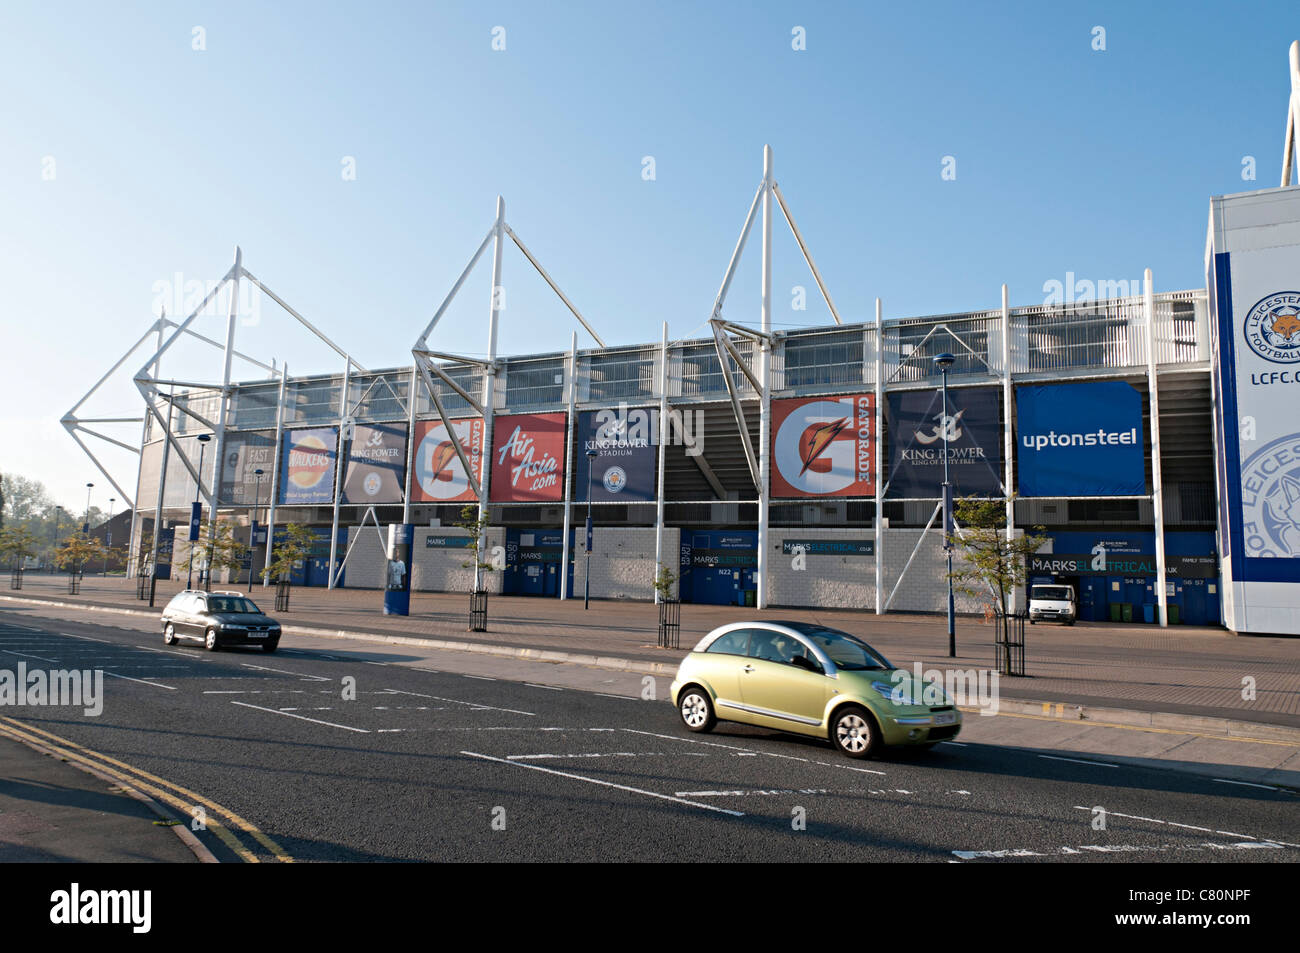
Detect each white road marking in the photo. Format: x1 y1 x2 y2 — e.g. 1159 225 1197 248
939 741 968 747
677 788 832 797
241 663 329 681
953 842 1287 860
462 674 495 681
363 660 390 667
507 752 707 761
103 671 178 690
593 693 637 701
383 688 534 717
620 727 887 775
1069 806 1300 848
524 683 563 691
61 633 114 643
1038 754 1117 768
231 700 369 732
2 649 60 662
461 750 745 817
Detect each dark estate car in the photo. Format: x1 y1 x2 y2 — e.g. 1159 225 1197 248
160 590 282 652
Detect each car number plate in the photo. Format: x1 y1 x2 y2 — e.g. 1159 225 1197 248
933 712 956 725
247 632 267 638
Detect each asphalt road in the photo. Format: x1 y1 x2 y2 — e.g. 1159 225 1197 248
1 605 1296 863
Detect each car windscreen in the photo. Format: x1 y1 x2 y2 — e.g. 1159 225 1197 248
802 628 891 671
207 596 261 615
1032 587 1072 601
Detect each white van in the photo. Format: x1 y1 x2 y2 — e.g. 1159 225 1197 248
1029 584 1076 625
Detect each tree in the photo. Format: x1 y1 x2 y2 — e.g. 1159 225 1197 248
53 532 108 575
653 563 677 601
182 520 249 583
945 495 1048 618
263 523 315 585
456 504 499 591
0 526 39 569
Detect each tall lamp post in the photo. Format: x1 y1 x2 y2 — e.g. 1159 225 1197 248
933 353 957 658
103 497 115 574
52 506 63 571
188 434 212 590
584 448 598 610
249 468 264 594
82 482 94 533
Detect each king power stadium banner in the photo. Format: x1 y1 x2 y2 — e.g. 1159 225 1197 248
886 387 1002 497
576 407 658 502
770 395 875 498
279 427 338 505
1016 382 1146 497
343 424 408 505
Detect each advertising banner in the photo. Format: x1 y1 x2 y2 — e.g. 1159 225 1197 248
490 412 567 503
770 394 875 498
1016 382 1145 497
886 387 1002 497
219 431 276 505
278 427 338 505
343 424 408 505
575 407 657 502
410 419 484 504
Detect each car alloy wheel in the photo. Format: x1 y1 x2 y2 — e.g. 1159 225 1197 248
832 706 878 759
205 628 220 652
679 687 716 733
163 623 177 646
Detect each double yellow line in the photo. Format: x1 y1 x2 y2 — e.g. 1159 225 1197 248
0 716 293 863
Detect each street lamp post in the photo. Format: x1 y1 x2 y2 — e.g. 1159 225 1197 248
52 506 63 571
82 483 94 534
249 468 264 594
103 497 115 574
584 449 598 610
934 353 957 658
188 434 212 590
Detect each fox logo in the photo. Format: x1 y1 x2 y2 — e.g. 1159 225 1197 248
1270 308 1300 341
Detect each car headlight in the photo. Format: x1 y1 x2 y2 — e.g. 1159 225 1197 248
872 681 916 706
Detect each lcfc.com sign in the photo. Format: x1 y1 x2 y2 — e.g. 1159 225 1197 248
1016 381 1145 497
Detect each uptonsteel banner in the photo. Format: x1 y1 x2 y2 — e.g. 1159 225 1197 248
410 419 484 504
218 431 276 505
278 427 338 505
490 412 567 503
575 407 657 502
770 394 874 498
343 424 407 505
886 387 1002 497
1016 382 1145 497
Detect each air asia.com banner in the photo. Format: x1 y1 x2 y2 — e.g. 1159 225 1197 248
279 427 338 505
343 424 408 505
410 418 484 504
886 388 1002 497
575 407 657 502
770 395 874 498
490 412 566 502
218 432 276 505
1016 382 1145 497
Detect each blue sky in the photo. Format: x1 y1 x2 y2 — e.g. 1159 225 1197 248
2 0 1297 510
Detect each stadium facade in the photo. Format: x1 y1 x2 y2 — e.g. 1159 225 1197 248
68 41 1300 633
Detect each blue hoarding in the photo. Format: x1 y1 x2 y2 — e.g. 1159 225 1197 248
1016 382 1145 497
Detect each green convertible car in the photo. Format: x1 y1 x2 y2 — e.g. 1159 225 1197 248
670 621 962 759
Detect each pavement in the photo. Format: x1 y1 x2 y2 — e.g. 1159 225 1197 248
0 732 203 863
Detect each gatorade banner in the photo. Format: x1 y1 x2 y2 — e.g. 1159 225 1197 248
410 419 484 504
279 427 338 505
770 395 875 498
490 412 566 502
1016 382 1146 497
886 387 1002 497
575 407 658 502
343 424 407 504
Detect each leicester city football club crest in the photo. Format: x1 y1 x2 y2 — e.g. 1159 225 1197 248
1241 434 1300 557
1243 292 1300 364
602 465 627 494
